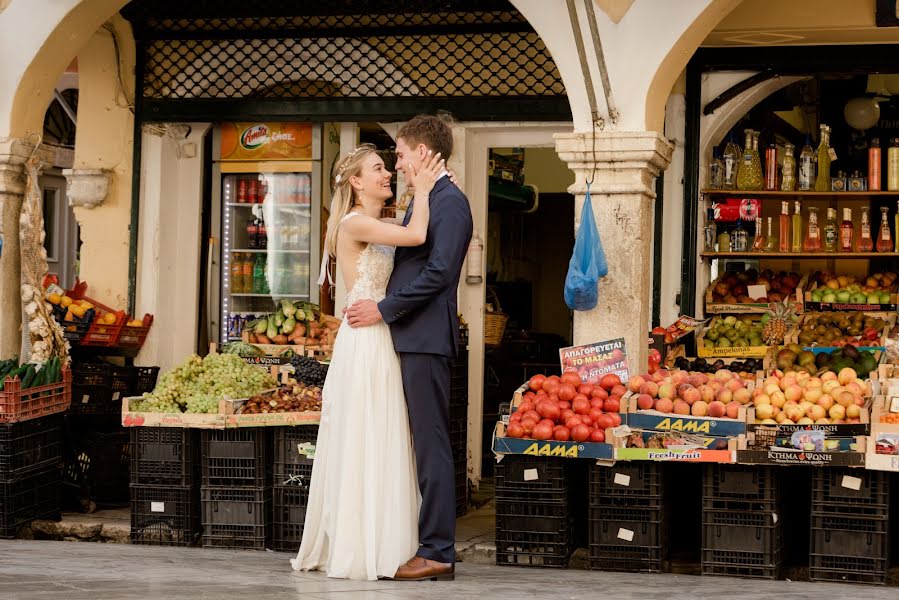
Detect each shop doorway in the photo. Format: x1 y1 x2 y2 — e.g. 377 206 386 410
479 146 574 479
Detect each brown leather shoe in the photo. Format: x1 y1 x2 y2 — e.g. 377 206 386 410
392 556 455 581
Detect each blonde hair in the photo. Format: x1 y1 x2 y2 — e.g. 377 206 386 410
324 143 378 255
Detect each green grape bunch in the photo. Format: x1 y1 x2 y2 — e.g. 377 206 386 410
132 353 277 413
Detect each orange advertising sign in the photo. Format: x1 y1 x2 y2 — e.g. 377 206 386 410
220 122 313 161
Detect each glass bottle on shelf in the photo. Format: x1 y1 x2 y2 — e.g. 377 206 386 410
778 201 791 252
868 138 881 191
798 136 815 191
703 207 717 252
814 125 832 192
717 230 731 253
258 220 268 249
230 253 244 293
764 143 778 190
889 138 899 191
246 219 259 250
709 148 724 189
722 134 739 189
857 206 874 252
751 217 765 252
781 143 796 191
253 254 269 294
791 200 803 252
840 208 854 253
895 200 899 252
877 206 893 252
737 129 762 191
823 207 838 252
731 220 749 251
751 131 764 188
765 217 776 252
804 206 822 251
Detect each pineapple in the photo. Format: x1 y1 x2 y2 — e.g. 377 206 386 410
762 299 798 346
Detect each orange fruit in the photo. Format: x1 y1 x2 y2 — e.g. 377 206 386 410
60 296 73 308
48 293 61 305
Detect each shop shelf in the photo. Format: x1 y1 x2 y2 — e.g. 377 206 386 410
201 486 271 551
0 467 61 539
62 429 130 506
810 514 888 560
589 505 665 548
589 462 662 500
0 415 63 479
701 189 899 199
589 544 663 573
701 548 782 580
130 428 199 486
701 251 899 260
201 428 271 488
703 464 779 502
271 484 309 552
811 468 889 512
272 426 316 486
702 509 782 555
130 483 200 547
494 455 568 494
809 554 887 585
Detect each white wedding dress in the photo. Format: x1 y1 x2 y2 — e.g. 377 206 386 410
291 214 419 580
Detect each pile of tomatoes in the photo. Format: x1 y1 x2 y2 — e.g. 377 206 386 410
505 371 625 443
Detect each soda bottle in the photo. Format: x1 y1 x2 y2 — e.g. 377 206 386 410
241 254 254 293
253 255 267 294
237 178 248 203
230 253 244 293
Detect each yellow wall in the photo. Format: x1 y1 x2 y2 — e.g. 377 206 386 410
72 16 135 309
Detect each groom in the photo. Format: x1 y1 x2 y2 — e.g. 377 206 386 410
346 114 473 581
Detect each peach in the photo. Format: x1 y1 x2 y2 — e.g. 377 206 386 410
672 399 690 415
836 391 854 408
784 405 804 423
760 418 778 425
726 402 741 419
733 388 751 405
751 388 766 399
815 418 831 425
726 378 744 392
804 388 823 403
708 381 722 393
765 383 781 397
798 401 814 413
677 384 695 397
806 404 826 421
754 394 771 406
817 394 834 412
845 381 863 396
683 387 702 406
780 374 797 390
657 383 676 400
838 368 857 386
691 400 709 417
847 417 861 424
639 381 659 397
854 395 865 407
796 372 811 385
636 394 654 410
715 370 735 382
697 385 715 404
763 376 780 389
755 404 775 420
655 398 674 414
671 371 689 386
628 376 646 393
820 371 838 382
770 391 786 408
716 388 733 405
806 377 823 389
784 385 803 403
796 417 815 425
822 380 841 395
688 374 708 387
846 404 861 419
828 404 846 420
708 401 726 418
651 370 666 383
775 411 790 424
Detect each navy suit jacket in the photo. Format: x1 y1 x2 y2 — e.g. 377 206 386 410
378 176 473 357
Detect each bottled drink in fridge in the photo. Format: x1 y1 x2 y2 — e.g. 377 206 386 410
798 137 815 191
804 206 822 251
868 138 881 191
857 207 874 252
877 206 893 252
840 208 853 253
241 254 253 293
779 201 790 252
237 178 248 203
231 253 245 293
253 254 269 294
823 208 838 252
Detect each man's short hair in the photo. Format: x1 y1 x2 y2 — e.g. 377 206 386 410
397 114 454 162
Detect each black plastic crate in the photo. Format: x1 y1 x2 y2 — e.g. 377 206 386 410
202 522 271 551
109 365 160 399
589 544 663 573
202 486 271 551
809 554 887 585
701 495 780 513
704 464 779 502
496 485 573 568
0 415 63 479
273 426 316 486
589 506 665 547
495 534 573 568
810 514 888 560
62 429 130 505
130 428 199 486
590 462 662 499
0 467 60 538
70 363 115 416
811 469 889 511
494 456 567 493
201 429 271 488
701 548 782 580
271 484 309 552
702 509 782 555
130 484 200 546
496 495 570 536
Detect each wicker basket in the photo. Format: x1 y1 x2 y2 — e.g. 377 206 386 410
484 287 508 347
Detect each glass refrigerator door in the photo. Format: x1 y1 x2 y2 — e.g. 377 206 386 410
221 171 315 343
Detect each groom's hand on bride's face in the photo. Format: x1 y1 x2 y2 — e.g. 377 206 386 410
346 299 383 328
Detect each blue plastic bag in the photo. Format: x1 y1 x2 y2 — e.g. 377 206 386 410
564 185 608 311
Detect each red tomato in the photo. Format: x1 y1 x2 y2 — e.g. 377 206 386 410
558 383 577 402
537 401 561 422
521 419 536 434
565 417 582 430
588 408 604 422
611 384 627 397
548 375 561 384
558 401 571 410
561 372 582 387
542 379 560 394
522 410 540 423
553 426 571 442
590 397 605 411
596 414 615 430
572 397 591 415
517 400 534 414
510 413 522 423
651 326 667 336
580 415 594 427
532 421 554 440
577 384 594 396
600 373 622 391
561 409 575 421
528 374 547 392
604 397 621 413
589 429 606 443
609 413 622 427
506 423 525 438
571 424 590 442
591 387 609 400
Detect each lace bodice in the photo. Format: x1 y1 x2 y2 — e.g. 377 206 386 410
345 243 395 305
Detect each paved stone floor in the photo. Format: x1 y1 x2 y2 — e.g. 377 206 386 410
1 540 897 600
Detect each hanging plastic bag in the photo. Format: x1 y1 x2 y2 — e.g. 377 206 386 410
564 184 608 311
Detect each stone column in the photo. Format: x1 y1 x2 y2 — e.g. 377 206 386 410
555 131 673 374
0 139 54 360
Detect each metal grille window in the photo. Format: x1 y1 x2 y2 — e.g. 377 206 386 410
123 0 568 120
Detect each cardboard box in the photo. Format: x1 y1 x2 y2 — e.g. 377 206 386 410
221 397 321 428
705 274 805 315
121 397 226 429
733 432 866 466
696 317 770 359
804 282 897 313
492 422 614 460
788 312 895 352
746 406 870 437
625 393 747 437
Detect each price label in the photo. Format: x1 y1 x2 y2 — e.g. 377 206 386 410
150 502 165 513
828 148 838 161
617 528 635 542
841 475 862 491
523 468 539 482
613 473 631 487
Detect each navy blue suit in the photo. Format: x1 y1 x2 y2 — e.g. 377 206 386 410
378 175 473 564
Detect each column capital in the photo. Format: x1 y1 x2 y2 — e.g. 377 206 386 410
63 168 112 209
554 131 674 197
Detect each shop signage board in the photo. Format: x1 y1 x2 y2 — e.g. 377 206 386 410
614 447 734 463
736 449 866 466
220 122 314 161
635 431 732 449
747 407 870 437
625 393 747 437
559 338 629 384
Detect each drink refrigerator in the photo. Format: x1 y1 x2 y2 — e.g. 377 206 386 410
210 122 322 345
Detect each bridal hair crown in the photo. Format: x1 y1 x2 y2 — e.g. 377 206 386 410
334 143 376 184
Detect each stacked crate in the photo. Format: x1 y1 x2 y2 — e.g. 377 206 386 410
0 415 63 538
589 462 666 572
809 468 890 585
200 428 272 550
271 426 318 551
450 326 469 517
129 427 201 546
701 464 782 579
495 456 575 568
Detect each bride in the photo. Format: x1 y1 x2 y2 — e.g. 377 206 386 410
291 144 444 580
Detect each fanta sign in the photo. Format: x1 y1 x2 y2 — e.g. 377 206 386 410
222 122 312 160
240 125 270 150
